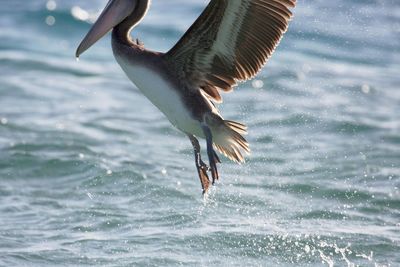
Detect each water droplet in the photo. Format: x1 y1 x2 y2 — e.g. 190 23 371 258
79 153 84 159
45 15 56 26
1 117 8 125
107 169 112 175
46 0 57 11
361 84 370 94
161 169 167 175
71 6 89 21
252 79 264 89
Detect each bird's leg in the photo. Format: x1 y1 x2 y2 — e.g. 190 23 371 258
188 134 210 194
201 125 219 184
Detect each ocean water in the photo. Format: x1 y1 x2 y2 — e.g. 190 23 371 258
0 0 399 266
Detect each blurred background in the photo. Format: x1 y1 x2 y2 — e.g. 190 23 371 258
0 0 399 266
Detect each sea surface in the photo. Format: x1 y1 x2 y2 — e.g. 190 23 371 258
0 0 399 266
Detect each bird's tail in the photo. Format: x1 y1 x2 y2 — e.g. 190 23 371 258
205 114 250 163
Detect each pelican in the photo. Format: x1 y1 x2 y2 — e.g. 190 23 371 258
76 0 296 194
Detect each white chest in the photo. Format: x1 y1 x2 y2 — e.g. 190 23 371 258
114 56 203 137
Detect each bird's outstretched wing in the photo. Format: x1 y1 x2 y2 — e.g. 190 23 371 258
164 0 296 103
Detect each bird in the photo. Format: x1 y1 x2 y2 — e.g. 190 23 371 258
76 0 296 194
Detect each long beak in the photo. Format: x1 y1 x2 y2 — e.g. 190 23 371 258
75 0 135 58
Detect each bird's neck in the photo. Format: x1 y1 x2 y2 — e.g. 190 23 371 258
113 0 151 46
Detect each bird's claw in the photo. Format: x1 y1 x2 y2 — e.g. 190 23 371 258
199 160 210 172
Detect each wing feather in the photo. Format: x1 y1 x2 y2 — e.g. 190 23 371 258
164 0 296 103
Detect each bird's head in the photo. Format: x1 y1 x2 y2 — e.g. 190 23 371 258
76 0 138 58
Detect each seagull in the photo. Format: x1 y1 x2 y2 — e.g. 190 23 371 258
76 0 296 194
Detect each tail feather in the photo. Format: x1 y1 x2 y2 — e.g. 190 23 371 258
205 115 250 163
224 120 248 135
